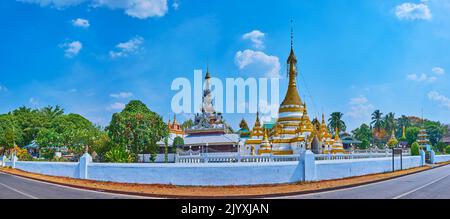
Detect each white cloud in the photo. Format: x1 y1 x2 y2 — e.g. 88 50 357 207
406 73 437 83
17 0 169 19
110 92 133 99
107 102 126 111
432 67 445 75
235 49 281 78
395 2 432 21
109 36 144 58
347 96 374 119
61 41 82 58
242 30 266 49
428 91 450 109
72 18 90 28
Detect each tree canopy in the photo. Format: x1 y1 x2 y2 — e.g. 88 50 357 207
107 100 169 162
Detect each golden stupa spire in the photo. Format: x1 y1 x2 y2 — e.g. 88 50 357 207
173 114 177 125
402 126 406 139
255 111 261 127
281 21 302 107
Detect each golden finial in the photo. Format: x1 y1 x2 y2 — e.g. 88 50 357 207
205 62 211 80
402 126 406 139
290 19 294 50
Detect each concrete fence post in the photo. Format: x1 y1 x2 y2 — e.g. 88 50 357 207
303 150 316 182
79 153 92 179
419 150 426 166
430 150 436 164
12 155 18 169
1 155 6 167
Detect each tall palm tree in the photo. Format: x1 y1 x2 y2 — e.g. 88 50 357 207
40 105 64 119
327 112 346 134
384 112 396 133
371 110 384 132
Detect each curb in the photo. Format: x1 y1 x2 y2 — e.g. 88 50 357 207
1 163 448 199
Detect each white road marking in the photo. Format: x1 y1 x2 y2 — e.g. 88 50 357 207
276 165 450 199
0 172 152 199
0 182 39 199
392 174 450 199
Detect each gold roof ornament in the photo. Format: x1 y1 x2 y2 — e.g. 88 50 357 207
260 130 272 151
300 103 314 133
250 112 263 138
280 22 302 110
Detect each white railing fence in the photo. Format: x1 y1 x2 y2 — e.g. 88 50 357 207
176 153 301 163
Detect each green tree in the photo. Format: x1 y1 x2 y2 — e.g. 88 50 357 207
360 139 371 149
327 112 346 133
445 146 450 154
172 136 184 153
40 105 64 120
406 127 420 145
107 100 169 162
0 114 24 152
424 121 445 146
352 124 373 143
434 142 447 153
164 136 169 163
12 106 45 145
181 119 194 130
410 142 420 156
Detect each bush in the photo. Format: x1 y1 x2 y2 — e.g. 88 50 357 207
445 146 450 154
104 145 133 163
411 142 420 156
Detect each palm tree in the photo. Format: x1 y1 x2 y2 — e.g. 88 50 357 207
371 110 384 132
384 112 396 133
327 112 346 134
40 105 64 119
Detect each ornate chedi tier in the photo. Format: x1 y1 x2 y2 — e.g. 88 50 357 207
269 42 303 155
242 28 339 155
258 130 272 155
245 112 265 151
168 115 184 136
319 113 334 152
238 118 250 138
417 126 430 146
326 127 345 154
278 47 304 121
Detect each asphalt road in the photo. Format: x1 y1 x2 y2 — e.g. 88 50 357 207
1 165 450 199
0 172 144 199
279 164 450 199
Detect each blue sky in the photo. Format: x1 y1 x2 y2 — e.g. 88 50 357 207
1 0 450 131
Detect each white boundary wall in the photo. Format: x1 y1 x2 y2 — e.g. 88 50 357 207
3 150 444 186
